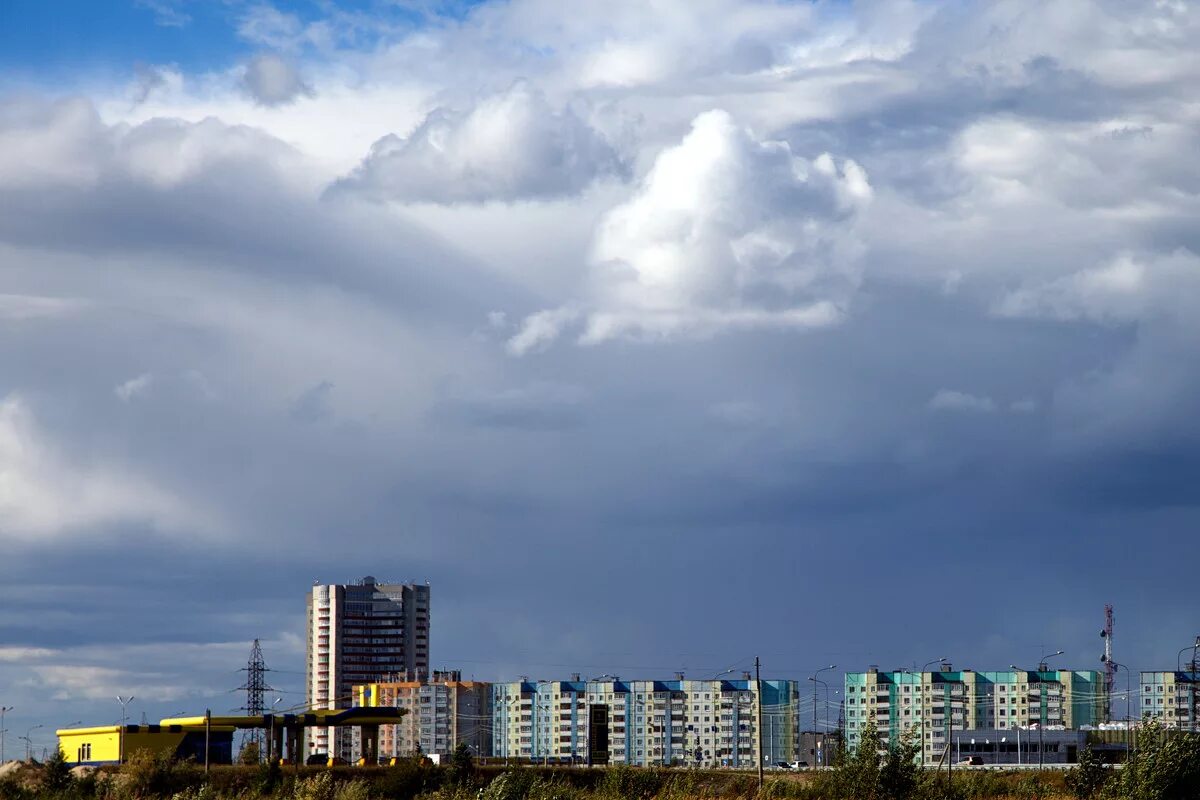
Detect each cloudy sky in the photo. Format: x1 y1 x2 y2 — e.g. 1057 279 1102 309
2 0 1199 752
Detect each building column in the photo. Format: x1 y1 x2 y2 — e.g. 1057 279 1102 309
361 725 379 765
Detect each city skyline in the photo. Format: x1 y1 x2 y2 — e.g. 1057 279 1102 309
2 0 1200 763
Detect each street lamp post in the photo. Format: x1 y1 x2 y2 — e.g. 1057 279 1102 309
1177 637 1200 672
810 665 836 767
1012 658 1062 770
23 725 43 761
269 698 283 764
808 678 830 764
117 696 135 766
919 658 946 767
0 706 12 764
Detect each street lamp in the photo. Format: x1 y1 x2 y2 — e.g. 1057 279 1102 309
1 706 13 764
117 696 135 765
23 725 43 761
268 698 283 764
808 678 830 765
1177 637 1200 672
1038 650 1065 672
810 665 836 766
1012 665 1050 769
918 658 946 767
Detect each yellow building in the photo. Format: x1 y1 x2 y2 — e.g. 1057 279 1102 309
57 707 407 767
56 724 235 766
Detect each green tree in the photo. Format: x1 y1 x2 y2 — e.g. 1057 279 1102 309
448 742 474 786
1108 721 1200 800
41 746 73 795
835 720 882 800
1066 745 1109 799
878 728 922 800
238 741 261 766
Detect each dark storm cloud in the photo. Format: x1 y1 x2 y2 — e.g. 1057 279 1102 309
2 0 1200 742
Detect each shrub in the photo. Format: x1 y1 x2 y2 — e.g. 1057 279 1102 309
1066 747 1110 799
117 750 203 800
480 771 539 800
595 767 664 800
41 748 74 795
333 780 371 800
375 757 443 800
293 773 336 800
0 776 28 800
239 744 261 768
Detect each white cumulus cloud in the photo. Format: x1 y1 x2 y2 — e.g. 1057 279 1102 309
510 109 871 350
995 251 1200 324
330 81 629 204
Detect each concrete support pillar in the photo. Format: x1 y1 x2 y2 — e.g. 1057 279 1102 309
361 725 379 766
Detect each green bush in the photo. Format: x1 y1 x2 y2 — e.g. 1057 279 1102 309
41 749 74 796
1065 747 1109 799
293 773 337 800
375 758 443 799
332 780 371 800
117 750 203 800
481 771 538 800
596 766 665 800
0 776 28 800
1108 724 1200 800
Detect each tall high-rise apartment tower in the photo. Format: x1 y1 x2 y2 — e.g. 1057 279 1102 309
306 576 430 760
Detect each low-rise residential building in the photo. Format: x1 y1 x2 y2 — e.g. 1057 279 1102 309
491 676 800 767
845 667 1107 764
354 670 491 760
1139 671 1199 731
949 728 1088 765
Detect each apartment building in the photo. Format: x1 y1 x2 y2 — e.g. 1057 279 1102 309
1139 671 1199 731
491 676 799 768
354 670 492 760
845 667 1107 764
306 577 430 760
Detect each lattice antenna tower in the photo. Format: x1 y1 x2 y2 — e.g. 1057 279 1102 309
236 639 275 757
1100 604 1115 722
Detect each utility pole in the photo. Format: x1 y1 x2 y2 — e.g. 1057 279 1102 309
204 709 211 776
945 710 952 792
755 657 764 791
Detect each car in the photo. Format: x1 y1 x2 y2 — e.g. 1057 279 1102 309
959 756 984 766
773 761 794 770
